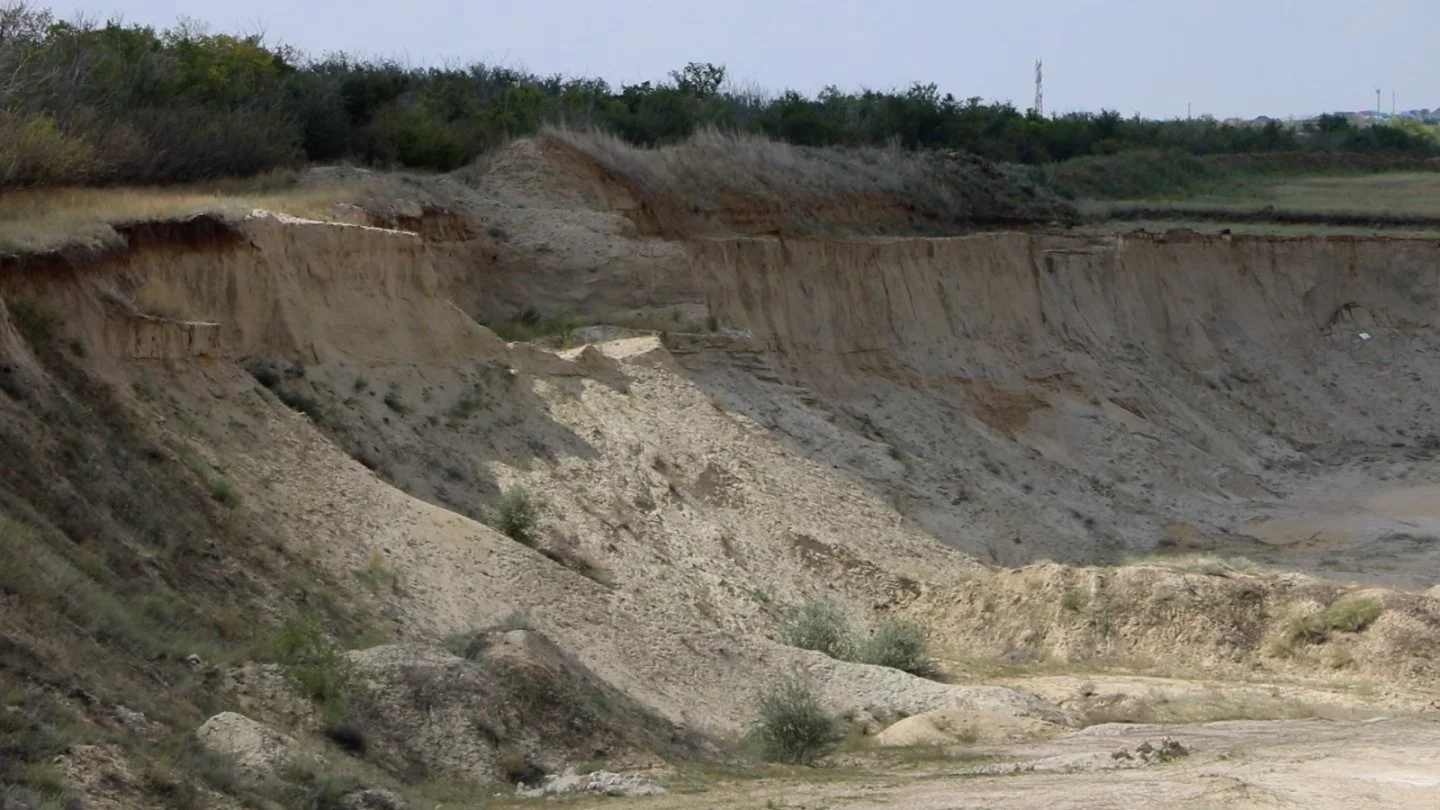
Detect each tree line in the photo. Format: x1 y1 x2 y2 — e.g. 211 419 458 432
2 3 1437 188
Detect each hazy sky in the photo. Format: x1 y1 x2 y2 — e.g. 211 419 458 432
76 0 1436 119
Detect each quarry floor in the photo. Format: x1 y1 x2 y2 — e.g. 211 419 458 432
516 714 1440 809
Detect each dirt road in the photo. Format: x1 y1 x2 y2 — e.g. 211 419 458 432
519 716 1440 809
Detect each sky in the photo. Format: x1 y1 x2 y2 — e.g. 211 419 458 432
73 0 1438 120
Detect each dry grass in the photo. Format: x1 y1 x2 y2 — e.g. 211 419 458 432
0 172 385 253
541 126 1074 235
1076 688 1321 727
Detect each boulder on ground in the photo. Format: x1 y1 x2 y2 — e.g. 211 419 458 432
516 768 666 798
194 712 310 781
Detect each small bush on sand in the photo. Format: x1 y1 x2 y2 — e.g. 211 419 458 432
493 487 543 544
779 599 852 660
857 618 936 678
751 679 842 765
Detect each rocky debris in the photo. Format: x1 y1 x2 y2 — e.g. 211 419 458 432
1111 737 1190 764
515 769 666 798
334 788 409 810
53 744 142 809
342 638 685 785
220 662 318 732
194 712 311 781
112 705 159 736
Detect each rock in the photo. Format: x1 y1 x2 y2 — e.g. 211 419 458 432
1108 737 1191 766
341 641 681 785
1154 737 1190 762
113 705 158 736
516 768 666 799
587 771 667 797
194 712 309 781
334 788 409 810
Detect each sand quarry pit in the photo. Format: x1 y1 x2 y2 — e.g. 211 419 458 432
3 138 1440 809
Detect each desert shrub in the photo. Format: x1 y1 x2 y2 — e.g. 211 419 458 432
1286 614 1330 646
1287 596 1383 646
1322 596 1383 633
353 552 397 594
750 679 842 765
492 487 542 543
382 387 408 415
856 618 935 678
779 599 853 660
207 476 240 509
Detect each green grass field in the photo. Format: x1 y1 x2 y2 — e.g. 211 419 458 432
1084 171 1440 234
1109 172 1440 215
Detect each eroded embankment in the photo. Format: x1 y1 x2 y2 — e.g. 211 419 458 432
0 211 1058 742
7 198 1440 810
678 232 1440 566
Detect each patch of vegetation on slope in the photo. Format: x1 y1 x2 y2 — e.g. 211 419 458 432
0 294 374 806
544 126 1078 236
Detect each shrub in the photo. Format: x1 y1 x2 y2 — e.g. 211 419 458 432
353 552 397 594
751 679 842 765
856 618 936 678
264 612 352 723
207 476 241 509
0 110 101 187
492 487 542 543
779 599 852 660
382 387 408 415
442 612 534 660
1322 596 1383 633
1286 614 1329 646
497 744 545 785
1287 595 1383 646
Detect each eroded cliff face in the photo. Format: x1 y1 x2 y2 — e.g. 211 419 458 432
696 232 1437 392
681 232 1440 564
